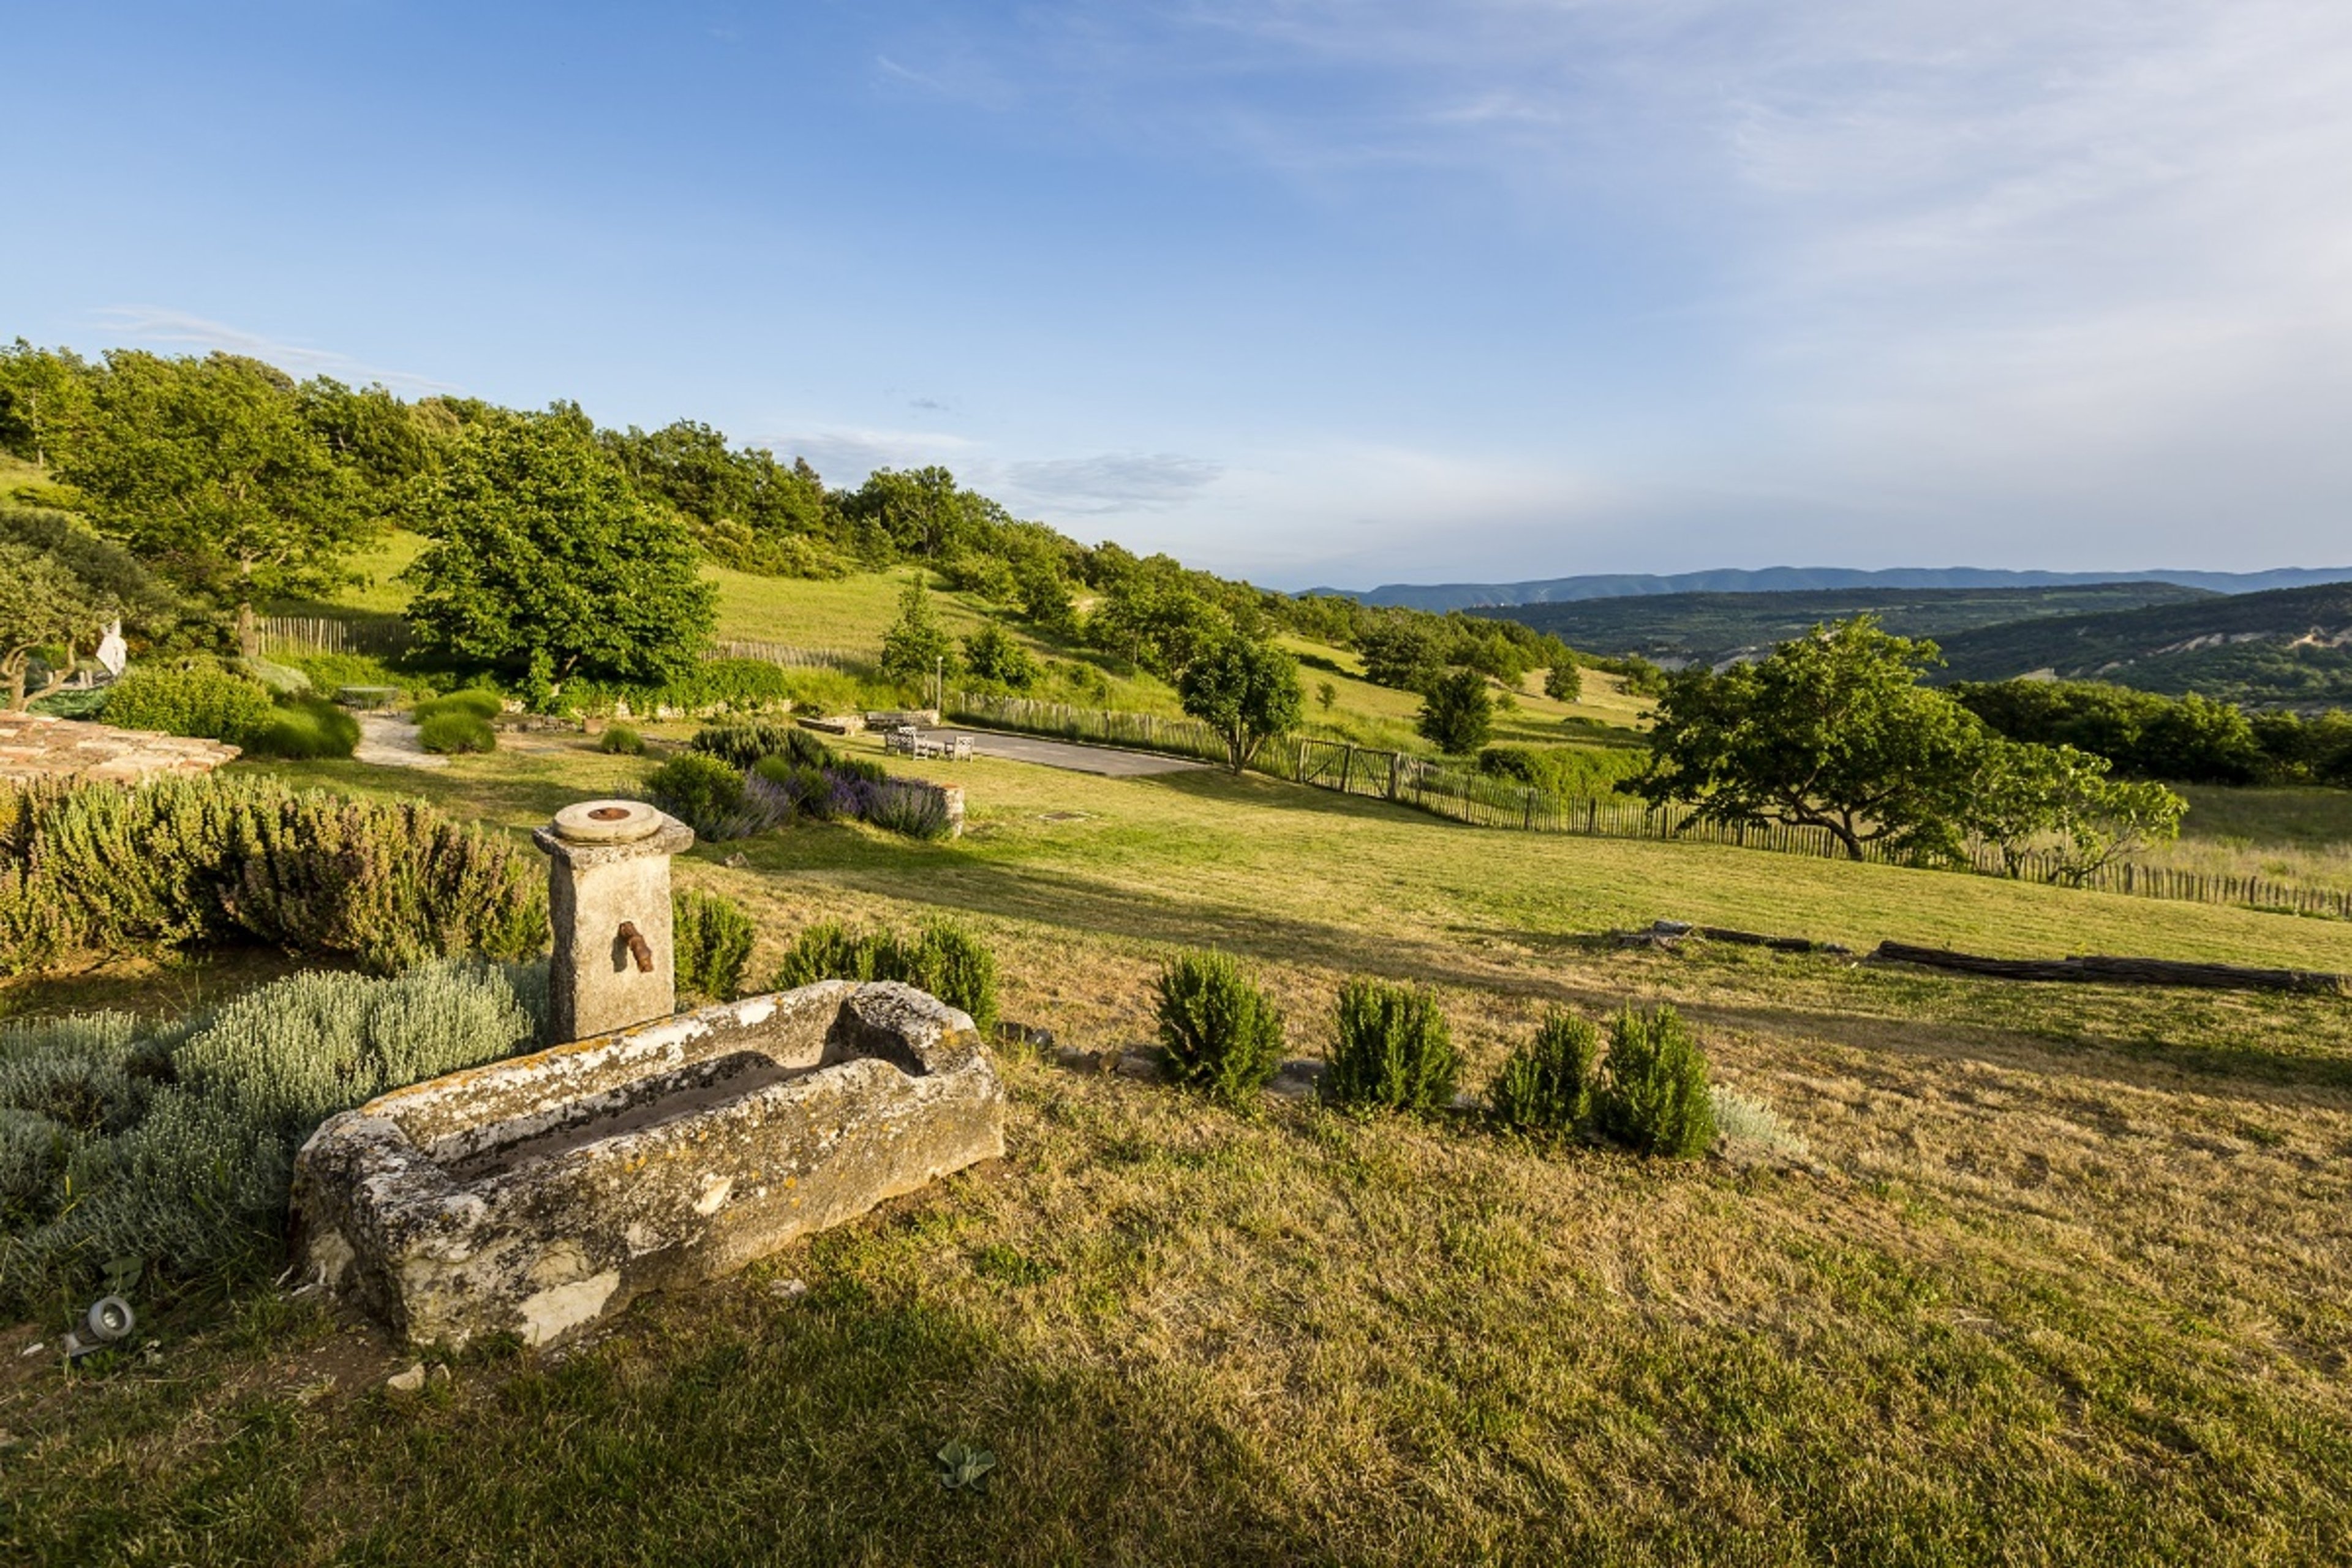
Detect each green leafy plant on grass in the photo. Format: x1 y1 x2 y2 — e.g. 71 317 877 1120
673 887 758 1003
417 710 496 754
1154 949 1286 1104
771 919 999 1036
1487 1008 1599 1137
1324 978 1458 1115
597 724 644 755
1592 1005 1716 1158
935 1439 997 1491
690 716 805 769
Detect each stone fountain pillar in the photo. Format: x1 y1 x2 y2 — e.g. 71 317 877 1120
533 800 696 1043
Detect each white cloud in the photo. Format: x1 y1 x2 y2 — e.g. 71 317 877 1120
995 452 1223 514
88 306 460 394
756 423 984 488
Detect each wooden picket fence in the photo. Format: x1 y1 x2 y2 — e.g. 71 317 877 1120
948 694 2352 922
255 615 411 657
714 639 872 673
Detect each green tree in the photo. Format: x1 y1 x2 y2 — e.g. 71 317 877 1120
1965 739 2187 881
1542 662 1583 703
403 413 715 687
1633 618 1986 861
0 342 96 470
59 352 368 647
1417 666 1493 755
1014 555 1079 638
880 578 957 696
1178 635 1305 773
1357 618 1444 692
0 542 107 710
1316 679 1337 713
960 621 1039 691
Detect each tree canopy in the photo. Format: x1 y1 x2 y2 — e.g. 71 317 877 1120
1417 667 1495 755
1178 635 1305 772
403 413 715 691
1634 617 2188 865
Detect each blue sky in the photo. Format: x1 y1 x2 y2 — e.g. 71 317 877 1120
7 2 2350 587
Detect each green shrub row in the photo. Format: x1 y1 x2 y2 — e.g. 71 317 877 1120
0 773 548 978
1146 950 1721 1156
0 960 545 1313
771 918 999 1036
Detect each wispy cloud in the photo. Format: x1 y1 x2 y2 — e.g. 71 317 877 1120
755 423 984 488
89 306 461 394
995 451 1223 514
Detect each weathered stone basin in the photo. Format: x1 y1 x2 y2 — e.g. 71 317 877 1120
291 981 1005 1348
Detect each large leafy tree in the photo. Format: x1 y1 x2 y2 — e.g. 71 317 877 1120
404 413 715 688
1179 635 1304 773
1633 618 1989 861
1417 666 1494 755
0 341 96 470
59 352 367 645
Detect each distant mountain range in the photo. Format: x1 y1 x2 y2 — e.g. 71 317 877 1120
1311 565 2352 612
1475 582 2217 669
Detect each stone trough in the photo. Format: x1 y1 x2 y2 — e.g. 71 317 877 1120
292 979 1005 1348
289 795 1005 1349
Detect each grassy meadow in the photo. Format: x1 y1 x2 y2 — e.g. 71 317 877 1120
6 729 2352 1564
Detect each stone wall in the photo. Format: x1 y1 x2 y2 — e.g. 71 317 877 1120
0 713 240 785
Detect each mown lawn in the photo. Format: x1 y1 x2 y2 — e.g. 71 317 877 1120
6 736 2350 1564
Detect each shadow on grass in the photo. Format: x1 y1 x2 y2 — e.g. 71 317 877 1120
7 1278 1305 1567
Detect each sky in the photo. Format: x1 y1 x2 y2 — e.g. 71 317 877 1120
7 1 2351 589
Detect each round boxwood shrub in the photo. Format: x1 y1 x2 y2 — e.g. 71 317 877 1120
597 724 646 755
646 752 745 831
241 696 361 760
417 710 497 754
1592 1005 1715 1158
1323 978 1458 1115
102 661 274 744
412 688 505 723
1155 950 1285 1104
1487 1008 1598 1137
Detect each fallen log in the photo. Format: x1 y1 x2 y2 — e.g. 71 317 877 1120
1871 941 2347 996
1615 919 1853 956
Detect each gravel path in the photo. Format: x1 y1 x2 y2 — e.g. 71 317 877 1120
353 713 448 769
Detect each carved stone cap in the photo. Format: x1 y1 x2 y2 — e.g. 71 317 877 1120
533 800 693 865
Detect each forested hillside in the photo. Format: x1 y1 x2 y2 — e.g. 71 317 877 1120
1932 581 2352 703
1477 582 2212 668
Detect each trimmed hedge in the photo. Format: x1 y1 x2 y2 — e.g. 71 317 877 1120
0 773 548 978
241 696 361 760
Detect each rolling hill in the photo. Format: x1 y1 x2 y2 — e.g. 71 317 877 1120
1314 564 2352 611
1474 582 2215 668
1931 581 2352 703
